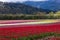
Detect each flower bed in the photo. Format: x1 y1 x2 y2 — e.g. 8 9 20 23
0 20 60 40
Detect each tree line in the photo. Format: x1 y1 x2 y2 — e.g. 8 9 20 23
0 11 60 20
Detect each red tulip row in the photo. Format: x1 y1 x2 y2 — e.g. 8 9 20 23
0 22 60 40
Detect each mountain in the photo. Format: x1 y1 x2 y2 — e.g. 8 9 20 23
0 2 4 7
0 2 49 14
23 1 60 11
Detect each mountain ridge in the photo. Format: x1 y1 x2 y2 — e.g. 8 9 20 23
23 1 60 11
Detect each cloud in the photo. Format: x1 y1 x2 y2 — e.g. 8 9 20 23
0 0 48 2
30 0 48 1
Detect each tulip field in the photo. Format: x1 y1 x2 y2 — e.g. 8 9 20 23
0 19 60 40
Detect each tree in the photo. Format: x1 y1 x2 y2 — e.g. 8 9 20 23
55 11 60 18
48 12 54 19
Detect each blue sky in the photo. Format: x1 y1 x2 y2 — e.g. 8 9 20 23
0 0 49 2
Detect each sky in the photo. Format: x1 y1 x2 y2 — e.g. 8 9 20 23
0 0 49 2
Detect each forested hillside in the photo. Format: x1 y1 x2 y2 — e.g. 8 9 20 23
0 2 46 14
